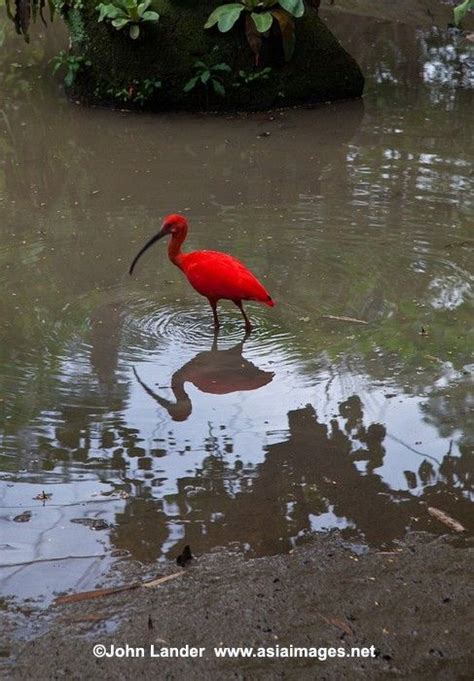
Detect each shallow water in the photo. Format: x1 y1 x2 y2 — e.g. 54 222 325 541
0 15 473 604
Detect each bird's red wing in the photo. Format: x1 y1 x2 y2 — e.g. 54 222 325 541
181 251 273 305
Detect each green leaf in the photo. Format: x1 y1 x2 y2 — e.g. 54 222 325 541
137 0 151 13
204 4 244 32
130 23 140 38
201 71 211 83
141 10 159 21
112 17 130 28
453 0 474 26
64 69 76 87
212 63 232 72
97 4 111 21
183 76 199 92
272 8 295 61
251 11 273 32
212 79 226 97
100 5 126 20
278 0 304 18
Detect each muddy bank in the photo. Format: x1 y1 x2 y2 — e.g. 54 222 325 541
2 532 473 678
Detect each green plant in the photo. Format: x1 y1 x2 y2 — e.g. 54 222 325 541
53 0 83 15
205 0 304 63
107 77 162 103
97 0 159 39
4 0 86 43
234 66 272 86
67 4 87 45
51 51 90 87
184 61 231 98
453 0 474 26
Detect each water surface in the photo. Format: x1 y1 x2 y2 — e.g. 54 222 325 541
0 15 473 603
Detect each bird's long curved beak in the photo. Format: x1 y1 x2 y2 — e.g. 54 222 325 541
129 228 167 275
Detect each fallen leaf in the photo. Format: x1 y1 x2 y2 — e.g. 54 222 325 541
322 315 368 325
425 354 442 363
60 614 105 623
55 571 184 605
142 572 184 589
34 491 51 501
321 615 354 637
70 518 110 531
55 583 141 605
427 507 465 533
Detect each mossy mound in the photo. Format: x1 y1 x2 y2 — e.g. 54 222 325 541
69 0 364 110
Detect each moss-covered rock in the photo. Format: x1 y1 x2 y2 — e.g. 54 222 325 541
68 0 364 110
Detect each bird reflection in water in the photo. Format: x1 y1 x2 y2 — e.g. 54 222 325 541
133 333 274 421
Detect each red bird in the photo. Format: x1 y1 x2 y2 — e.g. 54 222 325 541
129 214 274 332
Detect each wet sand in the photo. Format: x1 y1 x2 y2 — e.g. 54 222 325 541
2 531 473 679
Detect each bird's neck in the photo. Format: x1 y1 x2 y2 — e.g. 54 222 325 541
168 234 186 269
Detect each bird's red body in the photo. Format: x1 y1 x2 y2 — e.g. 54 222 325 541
129 214 274 332
178 251 273 306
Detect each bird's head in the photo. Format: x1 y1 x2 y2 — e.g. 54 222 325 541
161 213 188 236
129 214 188 275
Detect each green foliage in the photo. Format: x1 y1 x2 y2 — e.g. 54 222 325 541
453 0 474 26
184 60 231 98
51 50 90 87
106 77 162 103
234 66 272 86
96 0 159 40
204 0 304 63
67 5 87 44
52 0 83 15
3 0 86 43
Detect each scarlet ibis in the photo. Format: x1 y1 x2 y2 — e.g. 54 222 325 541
133 334 274 421
129 214 274 332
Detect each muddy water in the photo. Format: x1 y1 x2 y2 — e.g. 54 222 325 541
0 16 473 604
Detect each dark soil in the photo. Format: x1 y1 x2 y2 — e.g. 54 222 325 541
2 531 473 679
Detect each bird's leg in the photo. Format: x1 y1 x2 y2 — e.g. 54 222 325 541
209 299 220 330
235 301 253 333
211 328 219 352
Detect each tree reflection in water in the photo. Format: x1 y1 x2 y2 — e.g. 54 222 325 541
110 396 473 561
